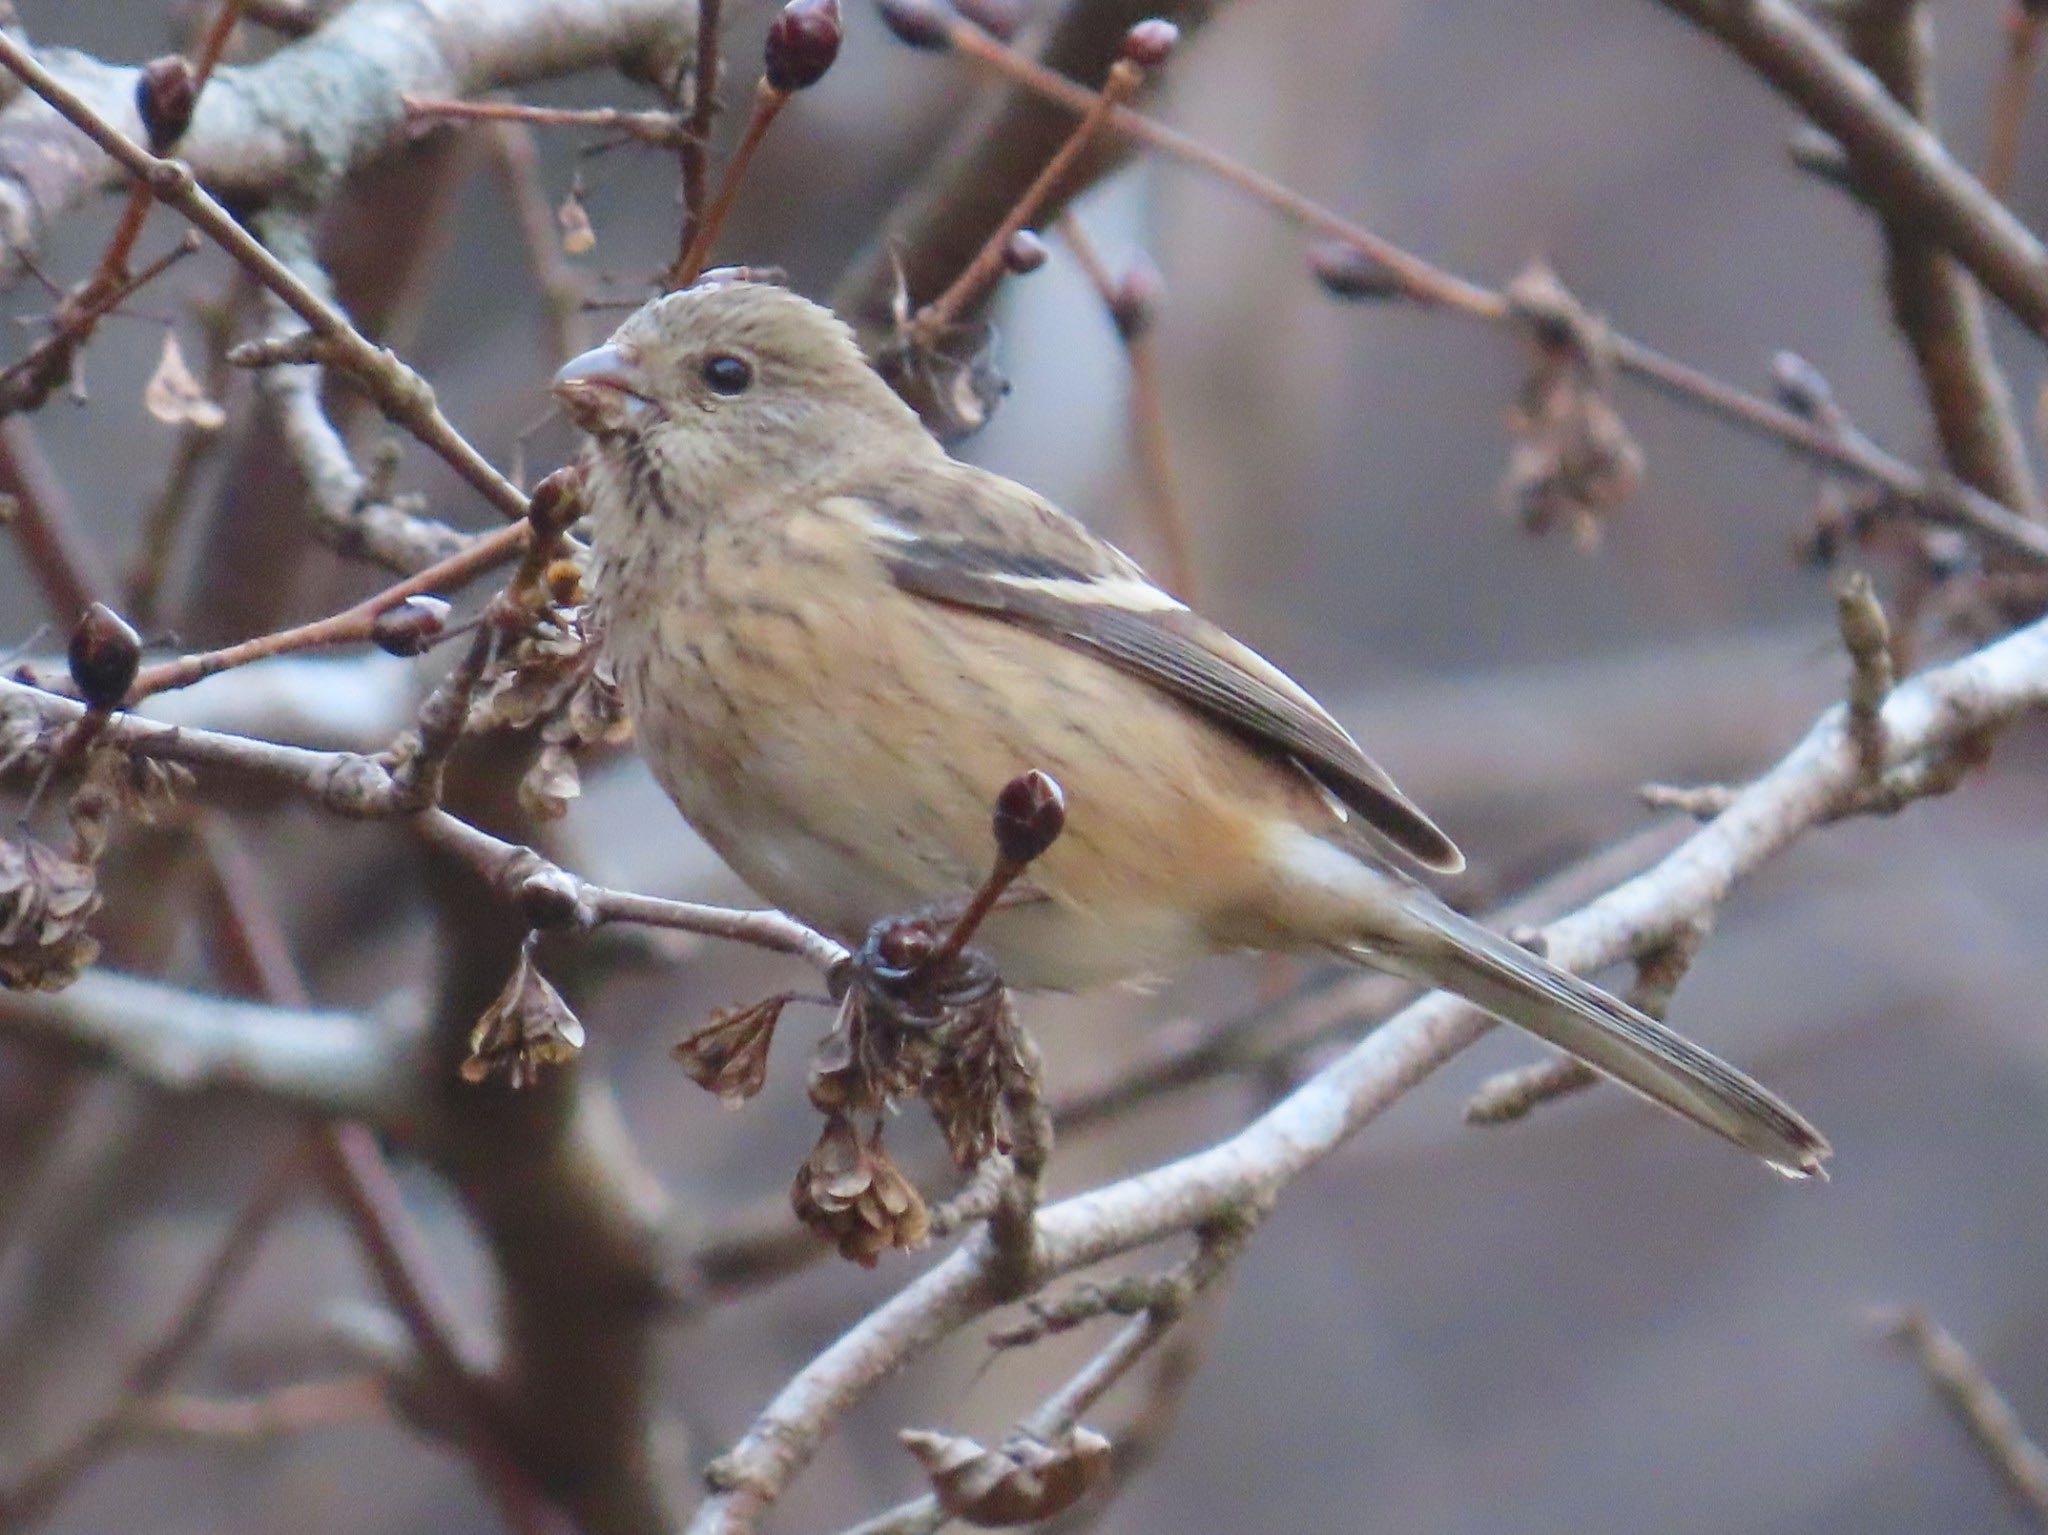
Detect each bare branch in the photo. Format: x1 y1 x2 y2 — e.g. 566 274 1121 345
1653 0 2048 344
1874 1307 2048 1526
0 969 420 1124
0 0 697 275
1836 0 2042 518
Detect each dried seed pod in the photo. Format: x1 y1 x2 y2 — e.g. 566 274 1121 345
370 595 451 657
556 183 596 256
67 603 141 712
899 1426 1113 1527
1119 18 1180 68
0 836 101 992
144 332 226 431
764 0 844 92
992 769 1065 866
461 940 586 1088
877 0 954 50
136 55 198 154
672 992 791 1104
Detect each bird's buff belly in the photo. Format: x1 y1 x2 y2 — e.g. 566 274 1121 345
624 668 1230 991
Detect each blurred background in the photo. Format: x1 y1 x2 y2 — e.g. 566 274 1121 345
3 0 2047 1531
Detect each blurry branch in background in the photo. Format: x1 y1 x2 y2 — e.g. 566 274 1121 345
1059 216 1192 600
1833 0 2040 520
880 7 2048 567
0 0 697 276
1872 1307 2048 1529
836 0 1222 331
1985 1 2047 200
1651 0 2048 345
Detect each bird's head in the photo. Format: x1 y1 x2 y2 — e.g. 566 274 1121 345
553 273 929 507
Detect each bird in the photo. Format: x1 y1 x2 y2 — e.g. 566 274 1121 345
552 273 1829 1180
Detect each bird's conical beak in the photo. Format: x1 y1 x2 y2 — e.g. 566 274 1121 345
552 343 659 432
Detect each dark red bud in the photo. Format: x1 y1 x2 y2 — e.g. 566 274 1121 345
877 0 954 51
67 603 141 712
952 0 1024 40
371 595 451 657
877 921 936 971
1108 259 1163 342
1119 18 1180 68
1002 229 1049 276
992 769 1065 865
764 0 844 92
1309 241 1401 303
137 55 198 155
526 465 583 540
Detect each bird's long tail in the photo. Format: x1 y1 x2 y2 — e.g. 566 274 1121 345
1357 896 1830 1179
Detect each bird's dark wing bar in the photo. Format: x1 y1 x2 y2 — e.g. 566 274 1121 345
880 532 1466 874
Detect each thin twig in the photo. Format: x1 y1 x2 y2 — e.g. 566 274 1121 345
1836 0 2042 519
402 94 683 147
0 1152 303 1534
0 32 529 524
674 0 724 275
1987 3 2046 201
911 57 1144 345
1874 1307 2048 1527
1058 217 1193 600
928 15 2048 567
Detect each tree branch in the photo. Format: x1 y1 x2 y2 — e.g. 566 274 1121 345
1651 0 2048 341
0 0 698 276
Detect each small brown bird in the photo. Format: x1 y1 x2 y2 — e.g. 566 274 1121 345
555 275 1829 1179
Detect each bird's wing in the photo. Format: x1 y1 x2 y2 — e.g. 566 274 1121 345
836 485 1464 874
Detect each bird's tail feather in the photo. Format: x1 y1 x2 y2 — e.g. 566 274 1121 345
1356 898 1830 1179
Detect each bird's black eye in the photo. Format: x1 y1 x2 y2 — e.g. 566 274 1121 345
701 353 753 395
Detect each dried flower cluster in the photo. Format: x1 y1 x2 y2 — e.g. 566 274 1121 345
1 673 190 991
1500 262 1644 551
467 555 631 820
790 1112 930 1266
0 834 100 991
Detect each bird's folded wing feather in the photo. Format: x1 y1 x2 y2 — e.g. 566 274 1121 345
834 486 1465 874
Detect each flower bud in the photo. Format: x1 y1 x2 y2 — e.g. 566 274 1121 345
992 769 1065 865
67 603 140 712
1769 351 1836 422
137 55 198 155
1108 259 1163 343
370 595 450 657
1309 241 1402 303
764 0 844 92
876 920 935 972
952 0 1024 40
526 464 583 541
1119 18 1180 68
878 0 953 51
1002 229 1049 275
